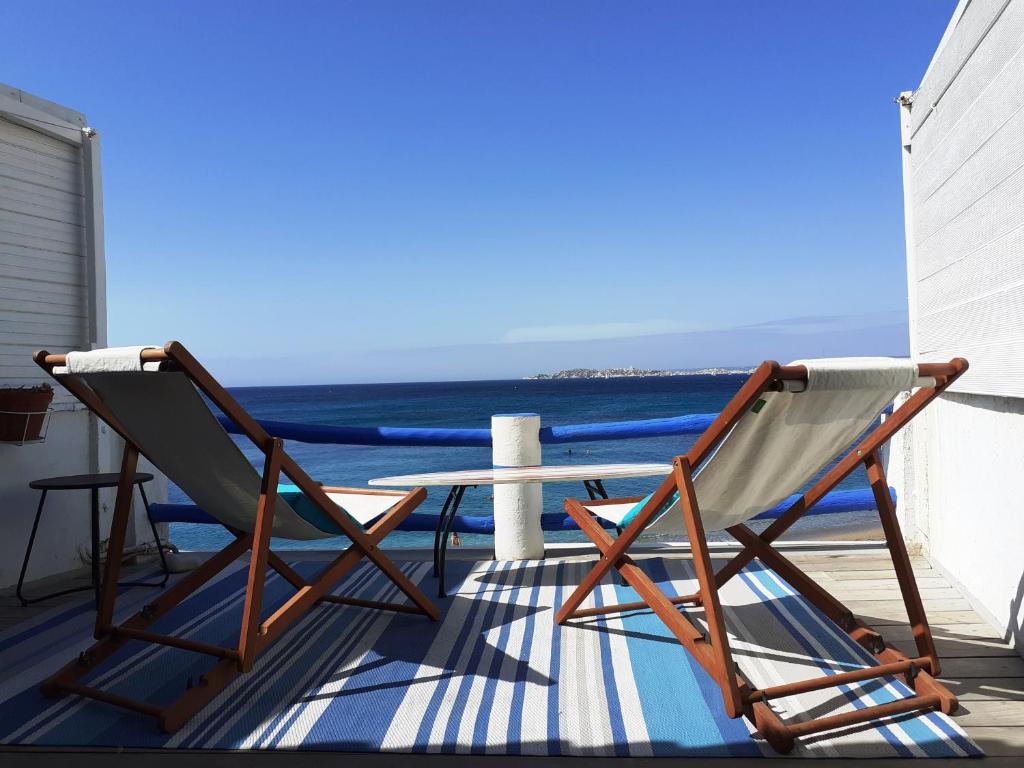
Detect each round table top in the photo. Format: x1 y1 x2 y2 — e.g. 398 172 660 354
29 472 155 490
369 462 672 488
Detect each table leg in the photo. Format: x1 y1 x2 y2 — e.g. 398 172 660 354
115 483 170 588
16 490 47 607
139 483 170 585
584 479 624 583
90 488 101 609
437 485 467 598
433 486 459 578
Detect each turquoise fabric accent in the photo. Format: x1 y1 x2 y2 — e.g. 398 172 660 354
277 484 359 535
620 490 680 529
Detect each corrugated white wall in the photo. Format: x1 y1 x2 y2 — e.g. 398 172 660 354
0 115 89 402
904 0 1024 397
895 0 1024 654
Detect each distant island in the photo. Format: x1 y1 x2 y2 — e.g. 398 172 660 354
525 366 755 380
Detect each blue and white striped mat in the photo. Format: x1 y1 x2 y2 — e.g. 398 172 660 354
0 556 981 757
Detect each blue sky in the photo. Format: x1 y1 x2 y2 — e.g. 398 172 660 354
3 1 956 383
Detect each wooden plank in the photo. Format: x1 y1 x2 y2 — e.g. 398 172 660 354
929 621 1017 639
783 553 930 567
965 724 1024 757
815 569 943 582
856 607 982 626
942 656 1024 678
883 624 1018 658
951 699 1024 726
844 596 973 621
823 585 963 602
943 676 1024 702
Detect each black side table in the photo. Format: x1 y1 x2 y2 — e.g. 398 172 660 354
17 472 171 608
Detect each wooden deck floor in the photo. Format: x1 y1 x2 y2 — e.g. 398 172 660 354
2 545 1022 766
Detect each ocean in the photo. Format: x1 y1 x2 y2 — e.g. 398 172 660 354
168 375 877 550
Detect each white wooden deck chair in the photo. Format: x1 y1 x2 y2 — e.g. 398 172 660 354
557 357 968 753
33 341 439 732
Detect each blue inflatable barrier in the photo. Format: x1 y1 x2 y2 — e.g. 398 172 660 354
149 485 891 534
540 413 716 444
216 417 492 447
213 400 890 449
215 414 719 448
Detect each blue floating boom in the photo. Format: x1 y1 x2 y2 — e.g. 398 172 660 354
150 486 891 532
216 417 492 447
753 486 893 520
539 413 717 443
215 413 720 447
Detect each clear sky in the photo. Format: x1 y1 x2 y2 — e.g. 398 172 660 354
4 1 957 384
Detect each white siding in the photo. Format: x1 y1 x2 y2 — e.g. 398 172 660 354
905 0 1024 398
0 115 88 402
894 0 1024 653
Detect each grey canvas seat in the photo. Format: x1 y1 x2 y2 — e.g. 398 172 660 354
582 357 935 533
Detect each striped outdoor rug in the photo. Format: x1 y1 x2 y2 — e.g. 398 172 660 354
0 556 981 757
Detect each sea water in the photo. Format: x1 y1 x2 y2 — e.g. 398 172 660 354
168 375 875 550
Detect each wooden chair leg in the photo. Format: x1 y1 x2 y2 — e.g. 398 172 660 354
238 439 282 672
674 457 744 718
865 450 942 675
94 444 139 637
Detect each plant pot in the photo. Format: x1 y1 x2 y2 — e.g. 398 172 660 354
0 386 54 442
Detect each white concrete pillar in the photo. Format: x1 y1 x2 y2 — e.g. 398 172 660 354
491 413 544 560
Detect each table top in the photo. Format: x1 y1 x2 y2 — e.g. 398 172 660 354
369 463 672 488
30 472 155 490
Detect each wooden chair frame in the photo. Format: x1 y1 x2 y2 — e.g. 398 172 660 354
33 341 439 733
556 358 968 753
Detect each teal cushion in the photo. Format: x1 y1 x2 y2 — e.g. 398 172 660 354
619 490 680 529
277 484 357 535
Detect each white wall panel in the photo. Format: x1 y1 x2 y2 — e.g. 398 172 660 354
895 0 1024 654
0 115 87 402
905 0 1024 398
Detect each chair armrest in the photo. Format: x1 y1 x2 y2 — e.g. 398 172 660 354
320 485 410 497
576 495 646 507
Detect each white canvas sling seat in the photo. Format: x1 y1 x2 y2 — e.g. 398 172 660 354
55 346 394 537
35 341 438 734
581 357 928 534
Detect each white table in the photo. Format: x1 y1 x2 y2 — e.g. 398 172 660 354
370 463 671 596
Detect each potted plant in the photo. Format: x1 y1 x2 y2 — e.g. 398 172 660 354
0 383 54 442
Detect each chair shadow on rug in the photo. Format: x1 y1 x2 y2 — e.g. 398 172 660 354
567 598 901 677
310 593 553 702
